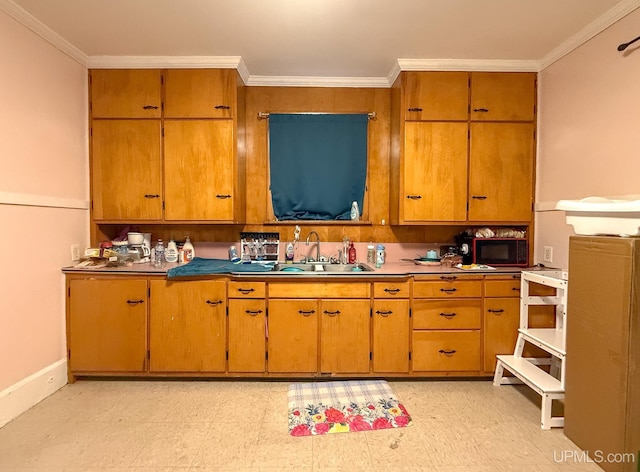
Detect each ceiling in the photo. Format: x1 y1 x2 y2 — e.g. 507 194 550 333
4 0 639 85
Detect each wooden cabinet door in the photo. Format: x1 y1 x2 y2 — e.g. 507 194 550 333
372 299 410 373
228 299 266 373
91 120 163 220
164 69 235 119
320 299 370 373
412 330 481 372
403 71 469 121
68 279 147 372
468 122 534 222
470 72 536 121
483 297 520 373
403 122 468 222
164 120 235 221
149 280 226 372
267 299 318 373
90 69 162 118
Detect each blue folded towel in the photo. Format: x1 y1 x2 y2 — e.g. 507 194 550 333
167 257 274 278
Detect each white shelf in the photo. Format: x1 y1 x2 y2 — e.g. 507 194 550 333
496 355 564 394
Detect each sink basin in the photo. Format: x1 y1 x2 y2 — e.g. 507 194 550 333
272 262 374 273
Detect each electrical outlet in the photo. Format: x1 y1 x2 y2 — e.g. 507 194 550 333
543 246 553 263
71 244 81 262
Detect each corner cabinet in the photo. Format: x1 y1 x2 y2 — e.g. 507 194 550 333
390 70 536 226
89 68 245 224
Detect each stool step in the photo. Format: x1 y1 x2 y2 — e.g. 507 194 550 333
496 355 564 395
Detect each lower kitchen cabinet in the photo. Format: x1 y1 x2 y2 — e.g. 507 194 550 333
412 330 481 372
67 278 148 373
149 280 226 372
320 299 370 373
228 298 266 373
267 299 318 373
372 299 410 373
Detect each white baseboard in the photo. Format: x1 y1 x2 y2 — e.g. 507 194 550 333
0 359 68 428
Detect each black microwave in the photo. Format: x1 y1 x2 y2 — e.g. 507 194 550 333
459 237 528 267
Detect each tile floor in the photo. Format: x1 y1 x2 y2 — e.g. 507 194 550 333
0 379 604 471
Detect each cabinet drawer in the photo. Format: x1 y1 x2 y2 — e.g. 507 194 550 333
412 330 481 372
373 282 410 298
414 280 482 298
268 282 370 299
484 279 521 298
413 299 481 329
228 281 265 298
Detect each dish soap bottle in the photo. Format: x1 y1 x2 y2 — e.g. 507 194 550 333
285 241 295 263
350 201 360 221
348 241 356 264
165 239 178 263
182 236 195 262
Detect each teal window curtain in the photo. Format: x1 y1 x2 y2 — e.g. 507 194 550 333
268 113 368 220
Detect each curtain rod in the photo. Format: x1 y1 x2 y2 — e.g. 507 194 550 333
257 112 376 120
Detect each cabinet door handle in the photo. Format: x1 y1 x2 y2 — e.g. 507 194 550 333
440 275 457 281
407 107 423 112
439 312 457 318
473 108 489 113
384 288 400 294
471 195 488 200
126 299 144 305
245 309 263 316
440 288 457 294
406 195 422 200
142 105 159 110
206 299 223 306
238 288 255 294
376 310 393 317
488 308 504 314
323 310 340 317
216 194 232 199
298 309 315 316
214 105 231 110
439 349 457 356
144 194 160 199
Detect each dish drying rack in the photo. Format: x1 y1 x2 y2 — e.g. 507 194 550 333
240 232 280 261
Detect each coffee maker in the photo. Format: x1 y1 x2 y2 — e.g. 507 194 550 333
127 232 151 263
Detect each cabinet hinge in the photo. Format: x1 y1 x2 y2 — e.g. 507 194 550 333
265 351 268 360
147 350 150 360
226 351 229 360
369 352 372 360
409 352 412 361
409 307 412 318
68 286 71 297
68 349 71 359
162 201 165 210
226 306 229 316
161 127 164 138
468 128 470 139
89 126 92 138
148 287 151 298
370 307 373 318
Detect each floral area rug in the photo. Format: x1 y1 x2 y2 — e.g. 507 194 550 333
287 379 412 436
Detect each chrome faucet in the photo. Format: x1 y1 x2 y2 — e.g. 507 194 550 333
305 231 321 262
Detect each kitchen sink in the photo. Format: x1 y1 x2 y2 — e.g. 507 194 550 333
271 262 374 273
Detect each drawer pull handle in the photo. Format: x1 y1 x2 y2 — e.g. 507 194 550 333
142 105 159 110
216 194 232 199
126 299 144 305
439 312 457 318
144 194 160 199
238 288 255 294
406 195 422 200
488 308 504 314
407 107 423 112
473 108 489 113
245 309 263 316
214 105 231 110
440 288 457 294
298 310 315 316
512 287 521 292
206 299 223 306
439 349 457 356
376 310 393 317
384 288 400 294
323 310 340 317
471 195 488 200
440 275 457 281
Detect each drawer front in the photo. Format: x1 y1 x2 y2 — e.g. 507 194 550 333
228 281 265 298
414 280 482 298
413 299 481 329
412 330 481 372
373 282 410 298
268 282 370 299
484 279 521 298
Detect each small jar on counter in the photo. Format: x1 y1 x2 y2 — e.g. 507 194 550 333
375 244 385 268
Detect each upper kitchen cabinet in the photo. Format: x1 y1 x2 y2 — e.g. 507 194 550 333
90 69 162 118
403 71 469 121
470 72 536 121
164 69 235 119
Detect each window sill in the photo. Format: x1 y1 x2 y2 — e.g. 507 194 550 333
263 220 373 226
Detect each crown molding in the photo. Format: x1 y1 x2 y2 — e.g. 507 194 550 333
539 0 640 70
396 58 541 73
0 0 88 66
87 55 244 70
246 75 391 88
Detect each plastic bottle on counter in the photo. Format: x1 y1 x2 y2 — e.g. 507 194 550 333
154 239 166 268
285 241 295 262
348 241 356 264
367 242 375 264
182 236 195 262
229 245 240 262
165 239 178 263
375 244 385 268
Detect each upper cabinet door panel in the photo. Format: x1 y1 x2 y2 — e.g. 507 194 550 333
404 72 469 121
164 69 235 119
470 72 536 121
90 69 162 118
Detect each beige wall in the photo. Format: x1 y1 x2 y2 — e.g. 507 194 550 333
536 8 640 269
0 11 88 391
